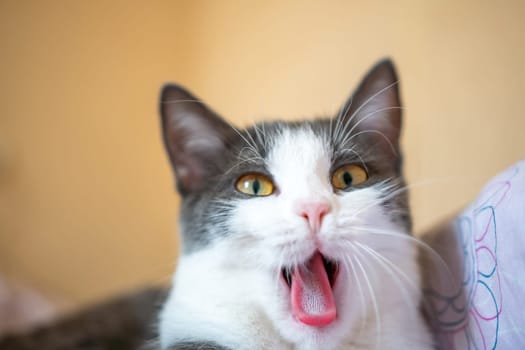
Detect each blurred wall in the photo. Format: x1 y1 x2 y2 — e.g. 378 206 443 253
1 0 524 309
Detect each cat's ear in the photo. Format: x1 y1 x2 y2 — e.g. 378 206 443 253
339 59 402 155
160 84 232 195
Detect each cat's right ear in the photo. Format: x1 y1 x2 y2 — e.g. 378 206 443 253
160 84 232 195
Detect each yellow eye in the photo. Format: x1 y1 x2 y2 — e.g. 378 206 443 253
235 173 275 196
331 164 368 190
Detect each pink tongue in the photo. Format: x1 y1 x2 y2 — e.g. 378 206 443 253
290 252 336 327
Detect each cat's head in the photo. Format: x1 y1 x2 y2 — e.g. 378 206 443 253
160 59 415 348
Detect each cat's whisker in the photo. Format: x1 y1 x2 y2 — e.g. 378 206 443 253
339 106 405 149
350 226 454 280
348 247 425 346
204 212 234 221
335 82 399 149
272 251 285 293
237 146 264 161
333 183 404 223
353 242 415 307
223 155 265 176
261 122 270 150
223 121 263 162
208 204 236 212
332 96 353 143
352 250 382 348
209 197 237 205
252 123 269 153
349 177 449 221
343 255 367 338
379 176 460 201
342 81 399 136
335 147 369 173
243 125 261 152
372 177 400 192
342 129 398 157
329 112 335 144
354 242 438 315
335 99 360 146
386 208 412 215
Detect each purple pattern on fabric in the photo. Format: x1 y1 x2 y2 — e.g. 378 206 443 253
426 161 525 349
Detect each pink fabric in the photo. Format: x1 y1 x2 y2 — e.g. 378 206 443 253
424 160 525 349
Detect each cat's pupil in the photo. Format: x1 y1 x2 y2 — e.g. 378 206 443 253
252 180 261 194
343 172 353 186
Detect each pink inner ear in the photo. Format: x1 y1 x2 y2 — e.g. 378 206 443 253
161 84 234 194
175 165 194 191
340 60 401 154
175 153 212 192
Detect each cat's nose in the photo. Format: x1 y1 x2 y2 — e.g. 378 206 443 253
296 201 332 234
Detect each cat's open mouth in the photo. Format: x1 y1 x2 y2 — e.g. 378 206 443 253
281 252 339 327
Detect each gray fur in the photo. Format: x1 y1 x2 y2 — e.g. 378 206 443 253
0 59 418 350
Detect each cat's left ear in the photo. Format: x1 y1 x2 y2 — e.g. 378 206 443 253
338 59 402 156
160 84 233 195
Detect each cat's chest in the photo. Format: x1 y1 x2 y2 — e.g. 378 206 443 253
159 251 289 349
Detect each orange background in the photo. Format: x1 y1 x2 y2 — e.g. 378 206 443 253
1 1 524 310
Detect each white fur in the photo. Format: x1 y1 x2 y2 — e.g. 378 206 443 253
159 127 433 349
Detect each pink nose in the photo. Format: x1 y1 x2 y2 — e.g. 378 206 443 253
297 201 331 233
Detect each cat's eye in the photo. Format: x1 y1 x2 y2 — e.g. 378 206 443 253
235 173 275 196
331 164 368 190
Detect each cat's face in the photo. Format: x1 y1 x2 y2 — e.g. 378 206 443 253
159 60 421 349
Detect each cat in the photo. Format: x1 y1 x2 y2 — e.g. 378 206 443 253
157 59 434 350
0 287 166 350
0 59 434 350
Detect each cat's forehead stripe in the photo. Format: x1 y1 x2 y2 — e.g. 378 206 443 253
268 125 326 160
266 126 330 193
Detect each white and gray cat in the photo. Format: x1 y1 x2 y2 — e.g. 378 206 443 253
0 59 434 350
158 59 434 350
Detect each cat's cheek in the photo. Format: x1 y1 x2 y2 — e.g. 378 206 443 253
230 197 281 237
